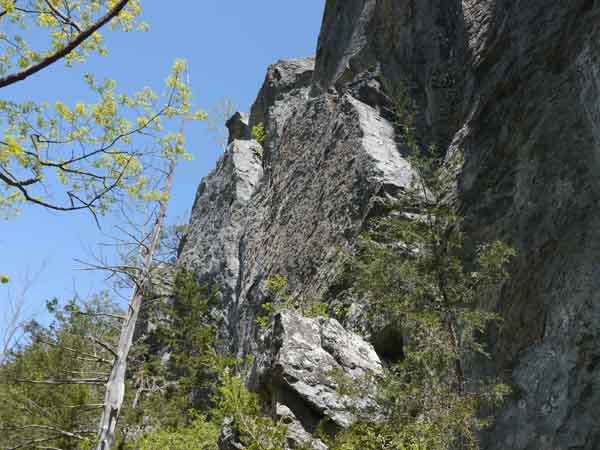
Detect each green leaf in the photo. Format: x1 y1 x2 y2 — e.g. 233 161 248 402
1 275 8 284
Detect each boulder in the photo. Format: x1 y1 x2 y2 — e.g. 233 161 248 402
252 310 382 447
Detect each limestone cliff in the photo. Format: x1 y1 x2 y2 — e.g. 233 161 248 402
179 1 600 449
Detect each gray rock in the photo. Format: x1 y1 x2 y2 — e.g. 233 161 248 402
313 0 466 149
225 112 251 144
233 93 414 362
217 418 243 450
453 3 600 449
179 82 412 441
276 403 328 450
178 139 264 345
314 1 600 448
179 1 600 448
249 58 315 172
253 310 381 446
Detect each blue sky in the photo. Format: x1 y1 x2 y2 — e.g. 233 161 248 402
1 1 325 320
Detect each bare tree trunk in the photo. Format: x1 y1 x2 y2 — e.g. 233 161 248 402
94 157 177 450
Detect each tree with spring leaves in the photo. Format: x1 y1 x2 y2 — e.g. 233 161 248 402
326 85 515 450
0 0 205 216
0 0 206 283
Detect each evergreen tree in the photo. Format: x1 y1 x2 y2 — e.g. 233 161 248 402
0 294 122 450
125 270 225 431
327 85 515 450
128 271 287 450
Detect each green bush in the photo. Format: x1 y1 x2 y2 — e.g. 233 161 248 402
251 123 266 144
256 275 329 330
139 413 219 450
324 83 516 450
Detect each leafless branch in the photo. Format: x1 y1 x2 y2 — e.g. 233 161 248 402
84 336 117 359
15 378 107 385
74 311 127 321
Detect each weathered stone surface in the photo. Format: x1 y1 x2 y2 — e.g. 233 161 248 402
180 1 600 448
313 1 600 448
178 138 263 343
225 112 251 144
313 0 467 148
252 310 381 447
453 3 600 449
179 70 413 441
217 418 243 450
249 58 315 171
233 93 414 361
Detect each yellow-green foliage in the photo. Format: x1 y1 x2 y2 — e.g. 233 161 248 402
0 58 206 216
0 294 123 450
251 123 266 144
0 274 287 450
0 0 146 70
139 413 219 450
329 84 516 450
256 275 329 330
124 270 226 430
138 372 287 450
124 271 286 450
213 370 287 450
0 2 208 216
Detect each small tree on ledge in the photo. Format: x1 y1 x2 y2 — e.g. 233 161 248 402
328 84 516 450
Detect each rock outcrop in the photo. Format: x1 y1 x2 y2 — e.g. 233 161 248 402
251 311 382 448
179 57 412 445
225 112 251 144
178 138 264 344
179 1 600 448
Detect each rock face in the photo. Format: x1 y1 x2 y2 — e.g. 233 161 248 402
249 58 315 173
179 57 412 445
179 138 263 343
179 1 600 448
251 311 382 448
225 112 251 144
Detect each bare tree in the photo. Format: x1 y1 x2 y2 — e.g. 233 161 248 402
94 153 178 450
0 150 181 450
0 266 44 364
206 97 237 150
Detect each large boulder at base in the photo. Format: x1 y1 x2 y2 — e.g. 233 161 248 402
251 310 382 448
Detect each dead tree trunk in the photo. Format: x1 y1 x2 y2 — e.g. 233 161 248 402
94 157 177 450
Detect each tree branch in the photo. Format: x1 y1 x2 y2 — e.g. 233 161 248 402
84 336 117 359
43 0 81 32
15 378 107 385
0 0 131 88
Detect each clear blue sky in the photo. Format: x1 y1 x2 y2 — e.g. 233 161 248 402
1 1 325 321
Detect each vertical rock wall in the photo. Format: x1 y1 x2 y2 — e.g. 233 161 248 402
179 1 600 448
